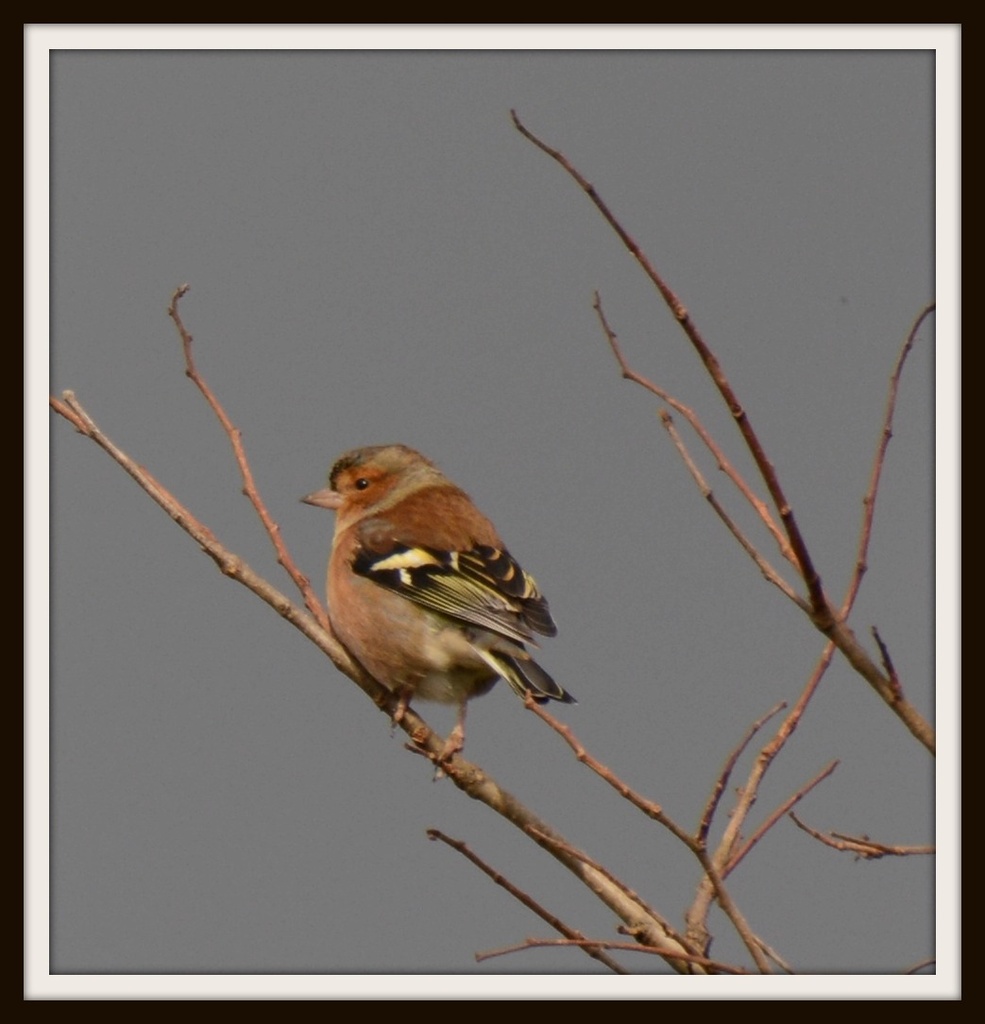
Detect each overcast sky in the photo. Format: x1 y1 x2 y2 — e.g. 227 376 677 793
32 26 958 999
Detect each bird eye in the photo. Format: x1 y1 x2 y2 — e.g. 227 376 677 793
355 477 370 490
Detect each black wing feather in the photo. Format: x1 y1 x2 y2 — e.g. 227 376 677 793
352 543 557 644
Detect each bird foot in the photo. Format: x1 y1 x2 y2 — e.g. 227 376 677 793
431 714 466 780
390 689 413 733
437 725 465 762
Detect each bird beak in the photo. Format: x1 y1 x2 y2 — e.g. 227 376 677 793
301 486 343 511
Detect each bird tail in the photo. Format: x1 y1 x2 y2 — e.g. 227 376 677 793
478 648 576 705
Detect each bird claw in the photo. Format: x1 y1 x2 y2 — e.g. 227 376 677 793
390 689 413 733
437 725 465 762
431 716 466 780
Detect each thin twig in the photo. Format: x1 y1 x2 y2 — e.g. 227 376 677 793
658 409 806 608
525 698 695 849
49 394 86 432
755 937 796 974
527 701 773 973
724 761 840 876
594 294 795 570
692 850 773 973
872 626 902 698
53 393 390 705
686 643 836 949
789 814 935 860
167 285 329 630
697 701 787 845
476 938 750 974
427 829 629 974
524 826 691 958
841 302 936 618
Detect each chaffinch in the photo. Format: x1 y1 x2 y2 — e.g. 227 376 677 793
303 444 574 757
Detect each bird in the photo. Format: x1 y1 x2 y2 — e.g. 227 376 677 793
302 444 574 759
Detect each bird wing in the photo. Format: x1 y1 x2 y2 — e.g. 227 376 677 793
351 542 557 644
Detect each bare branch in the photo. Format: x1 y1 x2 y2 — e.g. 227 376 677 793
724 760 840 876
49 393 87 432
755 938 796 975
427 829 629 974
527 701 773 973
841 302 936 618
54 393 363 679
697 701 787 845
514 111 934 755
687 643 836 948
477 937 750 974
525 697 696 850
871 626 902 698
691 850 774 973
524 826 691 958
167 285 328 630
824 618 933 750
789 814 935 860
658 409 806 608
594 294 795 570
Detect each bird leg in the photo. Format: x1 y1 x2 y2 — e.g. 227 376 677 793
436 701 468 764
387 684 411 733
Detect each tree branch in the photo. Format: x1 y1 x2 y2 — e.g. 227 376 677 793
789 814 935 860
513 109 935 756
841 302 936 619
527 701 773 972
724 760 840 876
427 829 630 974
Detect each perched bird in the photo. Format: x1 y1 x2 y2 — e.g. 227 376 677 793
303 444 574 758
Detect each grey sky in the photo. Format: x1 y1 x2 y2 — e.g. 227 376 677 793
34 27 957 998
